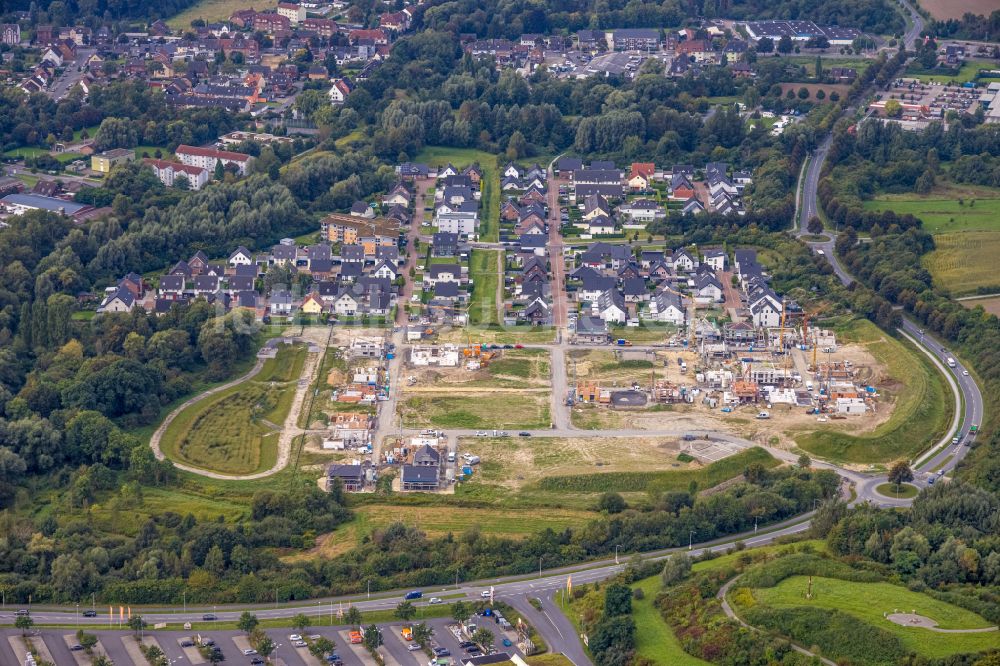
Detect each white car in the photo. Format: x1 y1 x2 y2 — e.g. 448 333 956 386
308 635 321 640
293 640 307 648
408 644 422 651
476 431 488 437
481 590 492 598
289 634 302 641
242 649 257 656
428 597 442 604
963 370 969 376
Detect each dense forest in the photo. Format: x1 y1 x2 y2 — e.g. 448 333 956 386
1 0 201 26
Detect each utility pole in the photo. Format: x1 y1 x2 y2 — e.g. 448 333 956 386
689 529 695 550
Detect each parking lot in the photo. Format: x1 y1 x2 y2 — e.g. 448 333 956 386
0 614 526 666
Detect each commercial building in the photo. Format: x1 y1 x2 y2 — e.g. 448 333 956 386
1 193 90 218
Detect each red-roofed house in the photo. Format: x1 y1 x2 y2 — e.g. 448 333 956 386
348 28 388 45
175 145 254 175
328 77 353 104
379 12 410 32
627 162 655 191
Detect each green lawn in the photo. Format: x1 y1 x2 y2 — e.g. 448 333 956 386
904 59 998 84
631 577 710 666
691 540 827 574
469 249 501 326
794 318 951 464
751 576 998 658
413 146 500 242
874 482 918 498
158 345 306 475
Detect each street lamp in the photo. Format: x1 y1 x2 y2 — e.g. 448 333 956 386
76 602 79 628
615 545 620 565
689 529 695 550
538 556 543 579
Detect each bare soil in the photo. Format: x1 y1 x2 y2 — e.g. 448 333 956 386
920 0 1000 20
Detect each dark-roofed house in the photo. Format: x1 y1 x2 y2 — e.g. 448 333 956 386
401 464 439 491
326 464 365 492
432 232 459 257
159 274 185 299
555 156 583 177
575 316 609 344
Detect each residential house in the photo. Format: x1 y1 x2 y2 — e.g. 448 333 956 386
432 232 460 257
176 144 253 175
425 264 462 286
158 274 185 300
694 273 723 302
619 198 664 223
91 148 135 174
326 464 365 491
627 162 655 191
143 158 210 189
594 289 628 324
702 248 727 271
328 77 353 103
98 287 135 313
672 248 697 272
575 316 610 344
582 193 611 220
401 464 439 491
682 198 705 215
611 28 660 51
269 290 294 315
648 290 685 325
382 183 411 207
670 173 695 200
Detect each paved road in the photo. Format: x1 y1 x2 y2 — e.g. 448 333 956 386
47 50 95 100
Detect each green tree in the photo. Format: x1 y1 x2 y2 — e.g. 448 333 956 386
777 35 794 53
256 636 274 660
292 612 311 633
412 622 433 647
362 624 382 652
604 583 633 616
797 86 810 100
661 553 693 586
451 600 470 623
394 600 416 621
888 461 913 490
807 217 823 235
798 453 813 468
15 614 33 635
309 636 336 658
884 99 902 117
127 615 146 637
471 627 494 650
597 492 627 514
238 611 259 634
345 606 363 626
757 37 774 53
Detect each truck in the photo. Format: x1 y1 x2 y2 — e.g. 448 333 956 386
946 357 956 368
349 630 363 644
401 626 413 641
616 339 632 346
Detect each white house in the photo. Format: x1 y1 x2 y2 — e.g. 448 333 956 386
749 294 782 328
693 273 723 302
334 291 361 316
672 249 697 272
702 249 727 271
142 158 211 190
97 287 135 313
619 198 664 223
229 246 254 266
647 291 685 325
373 260 397 280
328 78 353 104
594 289 628 324
175 145 253 175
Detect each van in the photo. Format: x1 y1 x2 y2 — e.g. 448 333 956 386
946 357 956 368
466 455 481 465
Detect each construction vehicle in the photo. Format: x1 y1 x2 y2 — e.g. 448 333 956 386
616 338 632 346
349 630 363 644
402 626 413 641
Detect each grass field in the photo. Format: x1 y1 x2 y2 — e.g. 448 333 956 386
469 249 501 326
158 345 306 474
862 183 1000 234
414 146 500 242
904 59 998 84
924 231 1000 295
167 0 278 28
436 327 556 344
353 504 594 539
409 348 550 390
399 392 550 429
920 0 1000 20
631 576 710 666
526 656 575 666
794 318 951 464
875 482 919 498
751 576 998 658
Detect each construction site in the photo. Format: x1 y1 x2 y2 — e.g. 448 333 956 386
570 312 890 435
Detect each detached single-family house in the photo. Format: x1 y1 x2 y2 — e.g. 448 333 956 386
702 248 727 271
648 291 685 325
594 289 628 324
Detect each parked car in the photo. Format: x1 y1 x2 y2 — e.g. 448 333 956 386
408 644 422 651
293 640 307 648
502 638 512 647
518 432 531 437
180 640 195 647
243 648 258 655
251 657 265 665
69 644 84 651
481 590 492 598
289 634 303 641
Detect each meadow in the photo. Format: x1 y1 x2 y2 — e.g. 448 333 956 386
469 249 501 326
751 576 998 658
398 392 551 429
630 576 710 666
167 0 278 28
924 231 1000 295
158 345 306 474
862 183 1000 234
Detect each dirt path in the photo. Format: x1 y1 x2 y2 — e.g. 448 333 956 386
148 346 324 480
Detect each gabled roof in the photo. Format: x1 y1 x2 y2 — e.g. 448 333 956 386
597 288 626 312
160 274 184 291
622 277 646 297
429 263 462 278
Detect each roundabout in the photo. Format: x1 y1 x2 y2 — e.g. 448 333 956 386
874 482 919 499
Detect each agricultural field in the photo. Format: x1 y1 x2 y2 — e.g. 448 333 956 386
962 294 1000 316
793 318 951 464
167 0 277 28
750 576 998 658
414 146 500 242
158 344 307 474
924 231 1000 295
862 183 1000 234
399 392 550 430
920 0 1000 19
469 249 501 326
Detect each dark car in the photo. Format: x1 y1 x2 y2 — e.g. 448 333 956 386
404 590 423 600
180 640 195 647
434 648 451 657
459 642 475 649
466 646 482 654
82 610 97 617
70 644 84 651
202 638 216 646
518 431 531 437
251 658 264 665
202 613 217 621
